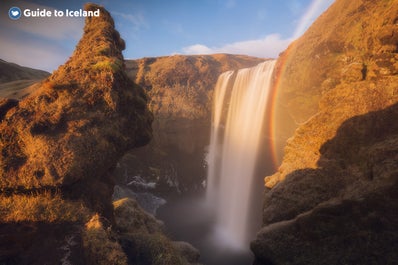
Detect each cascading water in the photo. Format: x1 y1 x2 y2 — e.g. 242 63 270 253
206 60 276 250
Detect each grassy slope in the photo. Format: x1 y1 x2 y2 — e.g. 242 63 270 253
0 59 49 83
0 59 50 99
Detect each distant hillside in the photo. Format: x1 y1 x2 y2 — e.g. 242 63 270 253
0 59 50 99
0 59 49 83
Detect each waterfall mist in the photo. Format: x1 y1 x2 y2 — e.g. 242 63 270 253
206 60 276 249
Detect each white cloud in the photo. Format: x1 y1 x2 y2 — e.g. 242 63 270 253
182 34 292 58
181 0 334 58
183 44 213 54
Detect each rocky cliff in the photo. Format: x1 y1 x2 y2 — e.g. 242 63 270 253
119 55 264 193
271 0 398 161
0 4 196 265
126 54 265 121
252 0 398 264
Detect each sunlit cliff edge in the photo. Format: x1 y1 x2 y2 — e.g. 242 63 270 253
127 54 265 121
0 4 197 265
252 0 398 264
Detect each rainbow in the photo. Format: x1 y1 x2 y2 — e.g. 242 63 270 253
267 45 294 168
266 0 334 168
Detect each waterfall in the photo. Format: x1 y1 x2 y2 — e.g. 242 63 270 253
206 60 276 249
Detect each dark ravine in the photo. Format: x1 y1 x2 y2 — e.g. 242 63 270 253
0 4 199 265
252 0 398 264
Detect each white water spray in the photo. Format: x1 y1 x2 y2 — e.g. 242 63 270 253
206 60 276 249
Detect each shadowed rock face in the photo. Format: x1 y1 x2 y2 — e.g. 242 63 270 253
253 104 398 265
252 0 398 264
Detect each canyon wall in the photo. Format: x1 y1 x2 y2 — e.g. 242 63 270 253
120 55 265 193
252 0 398 264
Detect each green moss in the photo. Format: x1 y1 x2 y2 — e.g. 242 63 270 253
92 58 123 73
0 192 91 223
97 46 111 56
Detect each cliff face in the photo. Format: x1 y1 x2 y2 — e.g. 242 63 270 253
0 4 188 265
120 55 265 192
272 0 398 160
252 0 398 264
127 54 265 121
274 0 398 124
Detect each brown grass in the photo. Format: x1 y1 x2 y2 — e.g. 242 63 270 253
0 191 90 223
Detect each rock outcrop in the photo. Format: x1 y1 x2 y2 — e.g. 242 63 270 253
118 55 265 192
113 198 201 265
0 4 152 192
252 0 398 264
0 4 193 265
271 0 398 160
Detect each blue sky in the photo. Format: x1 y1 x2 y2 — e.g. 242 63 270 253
0 0 334 72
